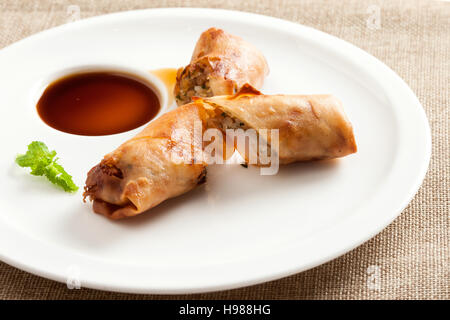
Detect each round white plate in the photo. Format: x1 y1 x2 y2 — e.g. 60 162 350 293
0 8 430 294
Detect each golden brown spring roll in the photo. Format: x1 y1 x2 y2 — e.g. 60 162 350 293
201 85 357 164
84 87 356 219
174 27 269 106
83 103 208 220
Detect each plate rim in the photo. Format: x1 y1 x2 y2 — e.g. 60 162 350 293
0 7 431 294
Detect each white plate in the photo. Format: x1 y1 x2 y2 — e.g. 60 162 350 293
0 8 430 294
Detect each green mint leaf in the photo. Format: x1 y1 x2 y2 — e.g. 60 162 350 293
16 141 78 193
44 161 79 192
16 141 55 169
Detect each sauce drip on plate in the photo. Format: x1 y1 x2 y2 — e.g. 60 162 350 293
37 72 160 136
151 68 178 106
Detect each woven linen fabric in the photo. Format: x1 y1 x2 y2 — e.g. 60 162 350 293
0 0 448 300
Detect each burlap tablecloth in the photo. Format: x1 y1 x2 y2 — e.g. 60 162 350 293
0 0 448 300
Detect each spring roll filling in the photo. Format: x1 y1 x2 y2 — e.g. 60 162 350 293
203 105 271 165
176 62 214 105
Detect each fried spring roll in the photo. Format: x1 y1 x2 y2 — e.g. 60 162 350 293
84 87 356 219
201 85 357 164
174 28 269 106
83 103 208 219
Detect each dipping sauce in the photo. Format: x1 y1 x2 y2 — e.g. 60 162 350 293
37 72 160 136
151 68 177 106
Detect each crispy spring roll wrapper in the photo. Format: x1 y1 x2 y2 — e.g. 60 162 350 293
83 103 209 220
201 85 357 164
174 27 269 106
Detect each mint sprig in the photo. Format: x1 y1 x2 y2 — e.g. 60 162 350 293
16 141 78 192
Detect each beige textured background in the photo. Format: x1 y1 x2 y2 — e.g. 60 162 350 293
0 0 448 300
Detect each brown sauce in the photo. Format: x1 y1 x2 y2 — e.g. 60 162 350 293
37 72 160 136
150 68 178 106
